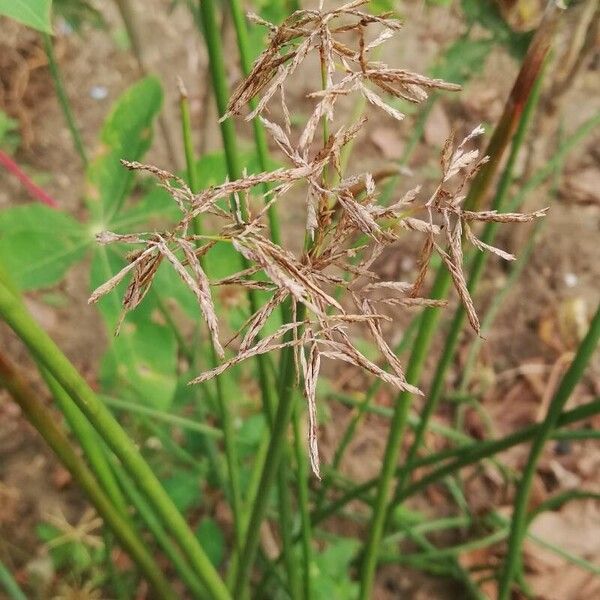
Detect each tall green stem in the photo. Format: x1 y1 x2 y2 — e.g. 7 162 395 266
179 83 244 557
292 402 313 600
0 558 27 600
0 354 177 600
402 70 545 496
227 0 282 243
234 306 306 597
314 398 600 525
112 463 206 598
358 8 561 595
0 281 231 600
498 303 600 598
42 33 88 166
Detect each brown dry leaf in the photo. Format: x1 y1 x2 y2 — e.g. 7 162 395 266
370 126 404 160
562 167 600 205
424 102 451 148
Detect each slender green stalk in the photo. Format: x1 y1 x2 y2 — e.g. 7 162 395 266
234 307 306 597
0 281 231 600
101 394 223 438
42 33 88 166
0 354 177 600
292 402 313 600
460 110 600 390
276 458 302 600
112 463 206 598
227 0 282 242
498 302 600 598
358 9 562 595
198 4 304 596
113 0 179 168
179 81 244 558
0 268 127 515
42 370 128 513
197 0 276 417
420 71 545 463
313 398 600 525
0 559 27 600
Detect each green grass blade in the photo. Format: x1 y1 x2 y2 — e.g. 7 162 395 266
358 7 562 595
0 353 177 600
0 558 27 600
0 280 231 600
498 302 600 599
42 33 88 166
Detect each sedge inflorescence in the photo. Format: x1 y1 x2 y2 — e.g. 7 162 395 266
90 0 545 477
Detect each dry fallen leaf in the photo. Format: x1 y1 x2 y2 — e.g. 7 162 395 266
424 102 451 148
370 126 405 160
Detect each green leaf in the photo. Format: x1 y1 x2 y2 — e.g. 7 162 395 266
0 0 52 33
53 0 105 31
460 0 532 59
196 518 224 568
164 471 201 514
313 538 360 600
0 204 88 290
431 37 494 85
91 247 177 409
86 76 163 224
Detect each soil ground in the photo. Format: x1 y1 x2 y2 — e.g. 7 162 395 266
1 1 599 598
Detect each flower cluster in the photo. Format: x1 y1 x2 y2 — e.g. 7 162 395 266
90 0 545 477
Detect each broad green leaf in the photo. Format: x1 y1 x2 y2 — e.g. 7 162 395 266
91 247 177 409
196 518 224 568
0 204 88 290
86 76 163 224
0 0 52 33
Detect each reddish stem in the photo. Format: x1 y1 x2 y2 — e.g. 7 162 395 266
0 149 59 208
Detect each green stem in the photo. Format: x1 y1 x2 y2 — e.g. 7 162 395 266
42 33 88 166
234 306 306 597
0 281 231 600
498 303 600 598
101 394 223 438
0 354 177 600
42 369 128 514
0 268 127 515
313 398 600 525
407 69 545 491
179 81 244 558
358 9 561 595
227 0 282 243
0 559 27 600
112 463 206 598
292 402 313 600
